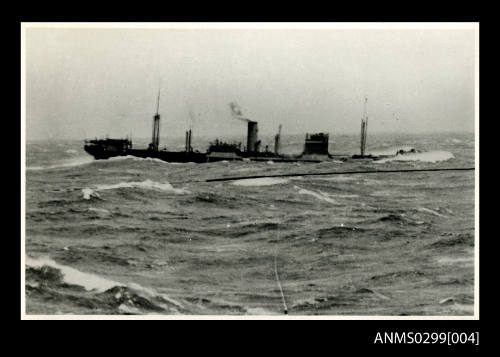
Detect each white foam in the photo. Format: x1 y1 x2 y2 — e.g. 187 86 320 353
124 282 183 309
329 193 359 198
376 150 454 163
25 256 121 292
25 256 184 308
82 188 101 200
133 157 172 164
65 149 78 154
246 307 279 315
94 179 190 194
232 178 289 186
159 294 184 308
418 207 448 218
370 146 416 156
118 304 141 314
103 155 136 162
294 185 338 204
436 256 474 265
27 156 94 171
105 155 180 165
88 207 110 214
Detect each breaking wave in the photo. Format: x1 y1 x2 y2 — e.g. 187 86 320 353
25 255 184 314
88 207 110 215
26 255 119 292
27 156 95 171
95 180 190 194
102 155 191 165
82 188 101 200
418 207 449 218
106 155 171 164
294 185 338 204
376 150 455 163
369 146 416 156
82 180 190 199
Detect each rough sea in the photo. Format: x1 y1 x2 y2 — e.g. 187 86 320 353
24 132 475 316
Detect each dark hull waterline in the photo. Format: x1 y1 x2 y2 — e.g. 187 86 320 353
83 145 356 163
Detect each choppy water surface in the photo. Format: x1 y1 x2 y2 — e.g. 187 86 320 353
25 132 475 315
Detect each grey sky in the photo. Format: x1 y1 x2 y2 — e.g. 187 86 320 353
25 26 476 141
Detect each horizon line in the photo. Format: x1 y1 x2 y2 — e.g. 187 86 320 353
26 129 475 142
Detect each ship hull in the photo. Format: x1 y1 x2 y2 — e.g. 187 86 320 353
84 144 342 164
83 144 129 160
128 149 208 163
84 145 209 163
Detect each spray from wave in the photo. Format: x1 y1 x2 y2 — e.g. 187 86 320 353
376 151 454 164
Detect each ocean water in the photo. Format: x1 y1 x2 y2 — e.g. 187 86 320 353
24 132 475 316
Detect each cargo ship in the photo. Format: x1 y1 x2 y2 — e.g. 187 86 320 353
84 92 416 163
84 90 339 163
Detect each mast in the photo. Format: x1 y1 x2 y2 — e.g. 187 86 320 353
274 124 282 155
151 81 161 151
185 129 192 152
360 96 368 156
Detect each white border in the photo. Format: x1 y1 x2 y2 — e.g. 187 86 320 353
21 23 27 318
21 22 476 30
473 22 479 319
21 22 479 320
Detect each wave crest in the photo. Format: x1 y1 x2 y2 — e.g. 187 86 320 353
25 256 184 314
26 256 119 292
232 178 289 186
27 156 94 171
82 179 190 199
376 150 454 163
294 185 338 204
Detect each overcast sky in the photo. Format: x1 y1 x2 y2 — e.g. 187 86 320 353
25 25 476 141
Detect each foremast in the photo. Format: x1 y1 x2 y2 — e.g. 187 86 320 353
360 96 368 156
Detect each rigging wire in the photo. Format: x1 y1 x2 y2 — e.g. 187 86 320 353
273 223 288 315
169 166 475 185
